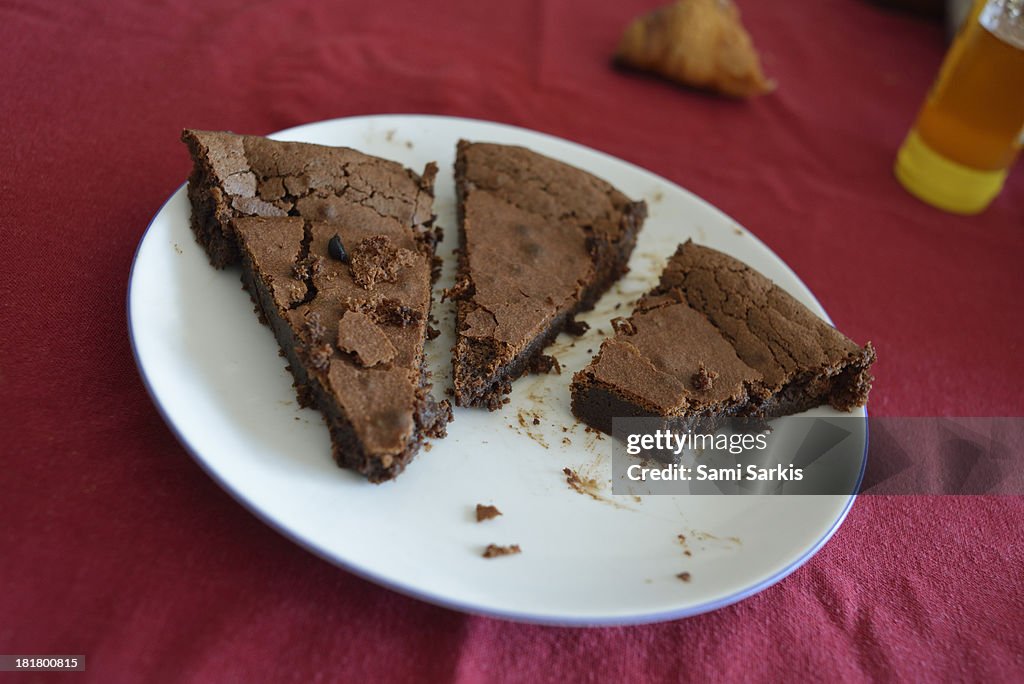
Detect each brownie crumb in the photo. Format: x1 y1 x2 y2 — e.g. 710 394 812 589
676 572 692 582
527 353 561 375
475 504 502 522
691 363 719 391
516 412 530 428
442 277 474 302
303 311 327 342
350 235 416 289
564 467 596 494
293 254 325 280
566 318 591 336
352 297 423 327
286 282 306 305
307 343 333 372
427 326 441 340
381 305 423 327
610 316 636 336
483 543 521 558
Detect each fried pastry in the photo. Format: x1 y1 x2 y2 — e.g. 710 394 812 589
616 0 775 99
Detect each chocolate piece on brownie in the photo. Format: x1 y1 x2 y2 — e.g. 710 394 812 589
181 129 438 268
449 140 647 410
234 213 451 482
571 240 875 434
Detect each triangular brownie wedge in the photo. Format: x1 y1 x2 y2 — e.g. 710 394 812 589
234 214 451 482
571 240 875 434
448 141 648 409
182 129 437 268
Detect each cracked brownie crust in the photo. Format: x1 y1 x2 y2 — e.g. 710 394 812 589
571 240 875 434
182 129 437 268
235 214 451 482
448 140 647 409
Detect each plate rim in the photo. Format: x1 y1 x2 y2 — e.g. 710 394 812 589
127 114 867 626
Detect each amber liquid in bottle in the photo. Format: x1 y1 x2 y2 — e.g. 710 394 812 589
915 8 1024 171
895 0 1024 213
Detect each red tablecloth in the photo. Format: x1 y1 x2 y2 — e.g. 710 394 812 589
3 0 1023 681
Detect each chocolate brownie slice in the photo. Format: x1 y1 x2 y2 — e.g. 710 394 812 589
182 129 437 268
448 140 647 409
234 213 451 482
571 240 876 434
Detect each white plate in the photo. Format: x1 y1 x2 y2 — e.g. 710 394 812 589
129 115 865 625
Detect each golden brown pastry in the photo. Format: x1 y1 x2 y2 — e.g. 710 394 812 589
616 0 775 99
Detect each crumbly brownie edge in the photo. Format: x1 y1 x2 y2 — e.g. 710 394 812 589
237 220 450 483
407 165 454 443
570 369 757 436
570 326 876 435
570 372 663 435
182 130 239 269
753 344 877 418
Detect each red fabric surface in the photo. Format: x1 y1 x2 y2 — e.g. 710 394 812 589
3 0 1023 681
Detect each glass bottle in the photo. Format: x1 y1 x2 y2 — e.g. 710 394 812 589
895 0 1024 214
